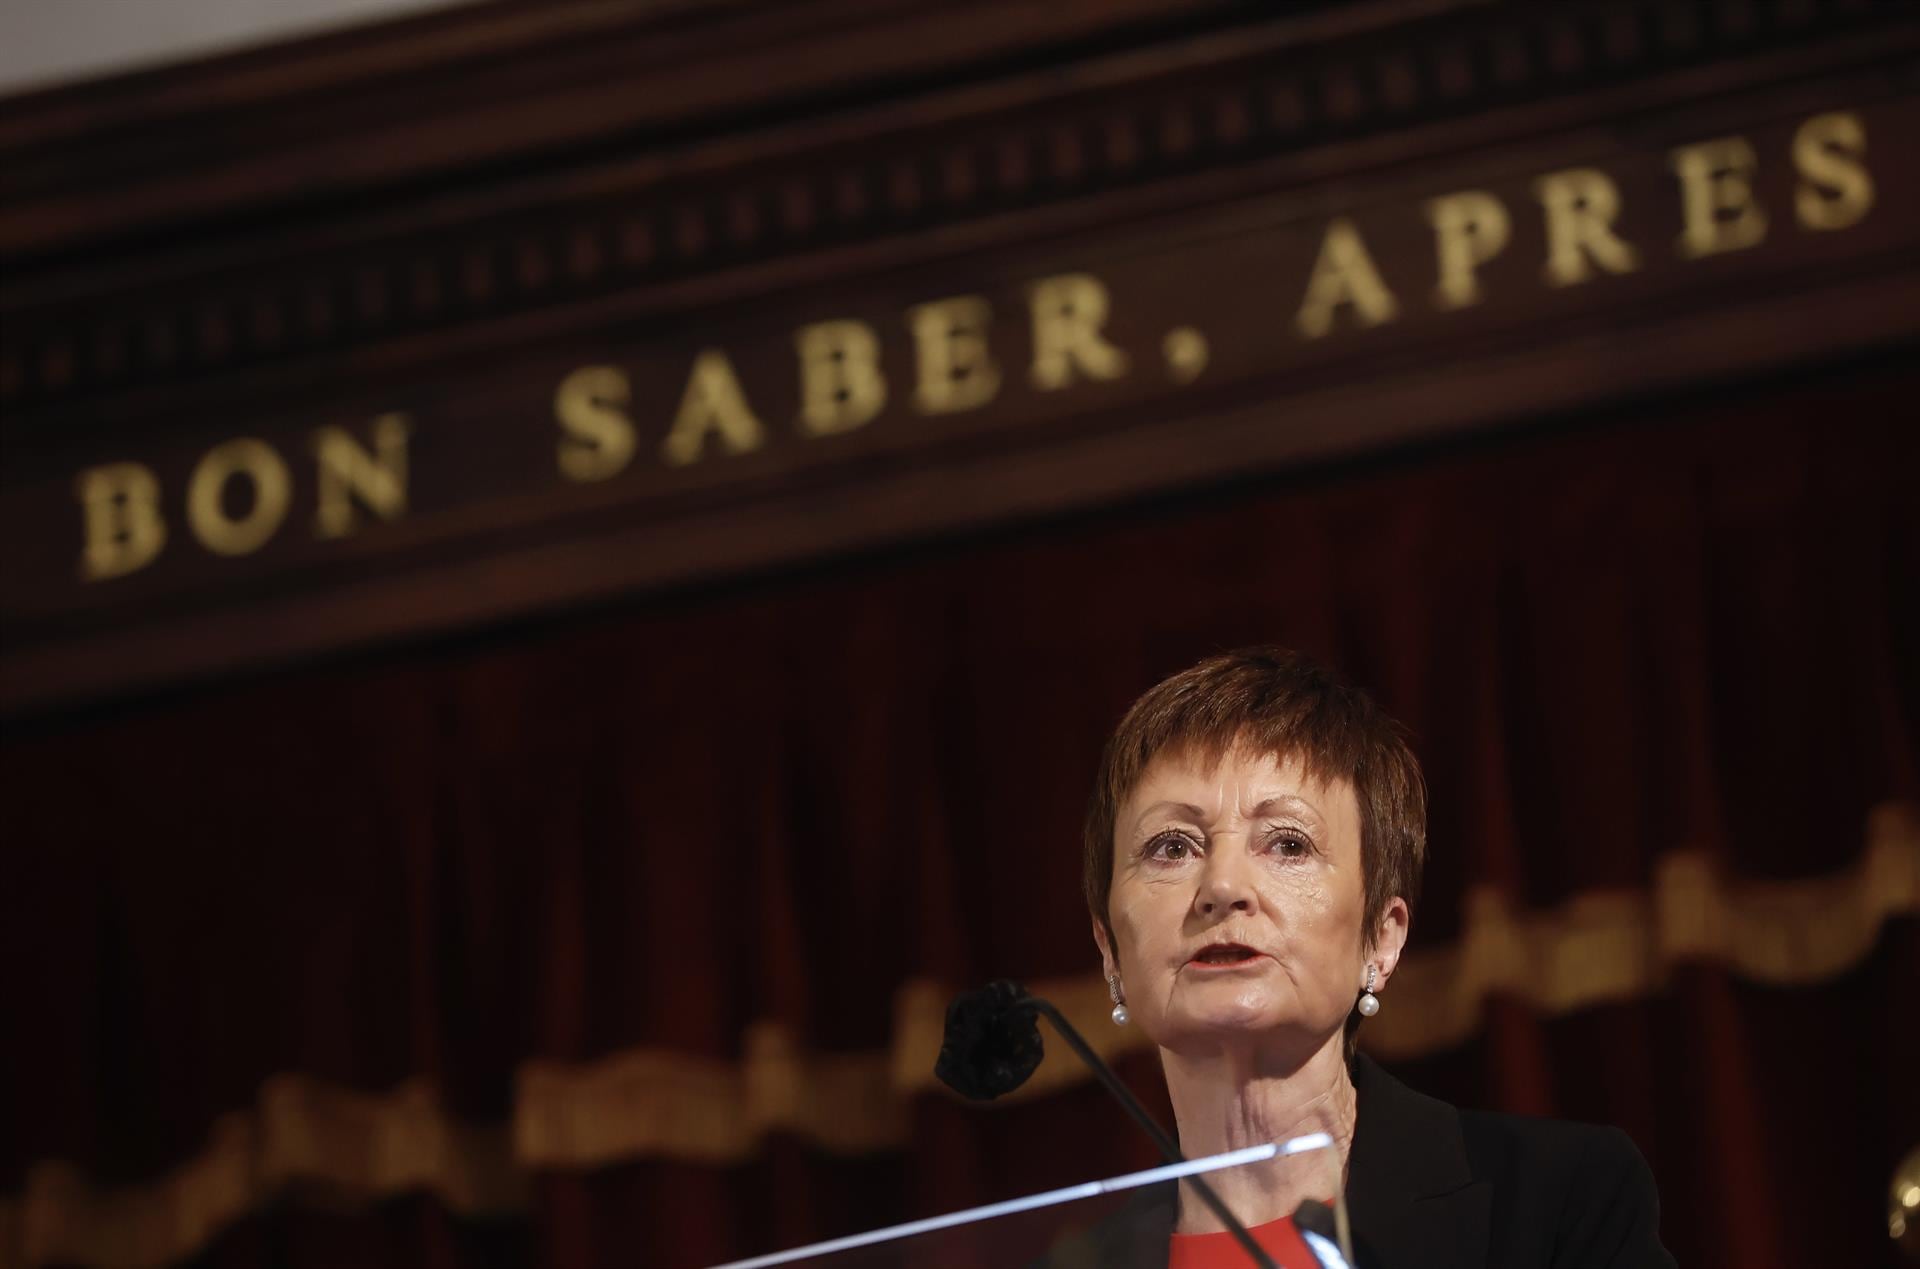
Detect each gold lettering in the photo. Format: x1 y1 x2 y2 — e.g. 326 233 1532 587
908 296 1001 414
1670 137 1767 259
312 413 411 539
1793 111 1873 231
1295 217 1399 338
1425 192 1510 311
661 350 767 466
1029 274 1127 390
75 462 166 581
1535 169 1640 286
556 365 637 482
186 438 291 556
795 320 887 436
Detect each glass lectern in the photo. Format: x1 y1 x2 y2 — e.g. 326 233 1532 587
711 1135 1353 1269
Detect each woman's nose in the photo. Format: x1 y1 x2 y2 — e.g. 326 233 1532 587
1197 854 1257 913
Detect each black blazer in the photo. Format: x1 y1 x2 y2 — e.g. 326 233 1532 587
1044 1054 1675 1269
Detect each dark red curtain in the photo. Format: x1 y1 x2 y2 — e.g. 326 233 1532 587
3 359 1915 1269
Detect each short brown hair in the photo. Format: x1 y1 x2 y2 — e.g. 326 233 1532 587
1084 646 1426 953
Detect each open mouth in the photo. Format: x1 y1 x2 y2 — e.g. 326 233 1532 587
1190 943 1264 966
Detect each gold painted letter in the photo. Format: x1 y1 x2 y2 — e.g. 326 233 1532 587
1029 274 1127 390
1793 111 1873 231
1670 136 1767 259
1425 192 1510 311
661 350 767 466
75 462 165 581
1534 169 1640 286
1296 217 1399 338
556 365 637 482
312 412 411 539
908 296 1001 414
795 320 887 436
187 438 292 556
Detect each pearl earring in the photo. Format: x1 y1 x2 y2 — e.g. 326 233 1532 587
1357 965 1380 1017
1108 974 1129 1026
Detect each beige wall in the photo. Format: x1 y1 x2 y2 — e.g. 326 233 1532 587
0 0 469 96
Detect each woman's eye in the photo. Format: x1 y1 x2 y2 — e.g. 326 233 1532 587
1270 832 1312 857
1148 832 1196 861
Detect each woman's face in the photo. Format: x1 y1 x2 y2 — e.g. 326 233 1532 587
1095 743 1405 1055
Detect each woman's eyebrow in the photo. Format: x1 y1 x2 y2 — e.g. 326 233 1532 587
1250 795 1321 821
1136 800 1209 825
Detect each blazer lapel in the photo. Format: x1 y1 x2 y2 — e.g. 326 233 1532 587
1345 1054 1491 1269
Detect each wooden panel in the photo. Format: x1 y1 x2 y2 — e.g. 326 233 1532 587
2 0 1915 715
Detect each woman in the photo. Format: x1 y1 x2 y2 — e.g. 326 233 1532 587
1069 647 1673 1269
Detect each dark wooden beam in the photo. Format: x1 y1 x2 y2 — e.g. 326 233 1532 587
3 0 1914 717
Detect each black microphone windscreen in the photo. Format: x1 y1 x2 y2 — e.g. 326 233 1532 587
933 980 1044 1101
1292 1199 1336 1241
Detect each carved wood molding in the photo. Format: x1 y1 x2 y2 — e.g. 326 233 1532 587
3 0 1912 423
1 0 1916 716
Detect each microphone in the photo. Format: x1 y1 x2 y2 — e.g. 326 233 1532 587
935 980 1280 1269
932 979 1044 1099
1291 1200 1356 1269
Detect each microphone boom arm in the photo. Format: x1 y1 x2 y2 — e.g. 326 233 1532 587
1016 989 1280 1269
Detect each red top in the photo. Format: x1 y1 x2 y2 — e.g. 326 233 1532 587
1167 1215 1321 1269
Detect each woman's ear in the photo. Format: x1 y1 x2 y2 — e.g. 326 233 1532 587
1090 914 1119 981
1371 896 1410 988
